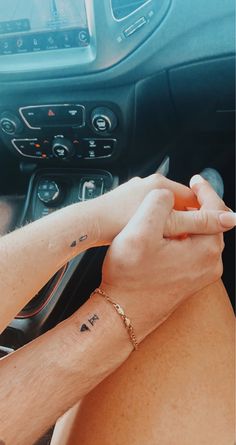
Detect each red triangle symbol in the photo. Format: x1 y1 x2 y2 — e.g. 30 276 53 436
48 109 56 117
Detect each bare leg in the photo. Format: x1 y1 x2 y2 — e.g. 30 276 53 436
54 280 235 445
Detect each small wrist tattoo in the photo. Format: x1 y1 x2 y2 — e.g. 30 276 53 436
80 314 99 333
70 235 88 248
80 324 91 332
88 314 99 326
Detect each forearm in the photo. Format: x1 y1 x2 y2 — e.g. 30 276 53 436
0 174 233 333
0 200 100 332
0 296 132 445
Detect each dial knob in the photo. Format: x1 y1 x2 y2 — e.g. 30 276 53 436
91 107 118 133
37 180 62 206
0 112 22 136
52 137 75 160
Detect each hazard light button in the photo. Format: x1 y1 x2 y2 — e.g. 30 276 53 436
20 105 85 129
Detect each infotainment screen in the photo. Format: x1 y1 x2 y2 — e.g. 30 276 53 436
0 0 90 56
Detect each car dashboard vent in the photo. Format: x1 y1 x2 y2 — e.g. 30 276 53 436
111 0 150 20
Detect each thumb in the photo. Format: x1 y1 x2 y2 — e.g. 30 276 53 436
164 209 236 237
189 175 227 211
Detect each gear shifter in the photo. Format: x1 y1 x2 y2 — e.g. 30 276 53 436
200 168 224 199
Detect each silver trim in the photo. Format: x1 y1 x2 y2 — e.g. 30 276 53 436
37 181 60 204
81 178 104 201
124 16 147 36
110 0 152 22
19 104 86 130
78 176 104 202
92 113 112 133
52 141 72 159
12 138 45 159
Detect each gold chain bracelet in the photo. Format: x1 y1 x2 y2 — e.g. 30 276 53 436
91 288 138 351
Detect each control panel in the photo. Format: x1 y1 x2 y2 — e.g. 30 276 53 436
11 136 116 161
19 104 86 130
26 169 116 222
0 103 121 162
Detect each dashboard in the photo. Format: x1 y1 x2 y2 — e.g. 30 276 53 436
0 0 234 169
0 0 233 81
0 0 172 77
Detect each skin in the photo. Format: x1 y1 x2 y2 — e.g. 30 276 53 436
65 280 234 445
0 175 235 445
0 174 234 333
0 173 202 332
51 178 235 445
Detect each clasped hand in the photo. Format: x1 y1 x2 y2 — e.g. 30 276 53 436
95 174 235 343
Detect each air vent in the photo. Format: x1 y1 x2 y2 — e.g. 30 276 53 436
111 0 150 20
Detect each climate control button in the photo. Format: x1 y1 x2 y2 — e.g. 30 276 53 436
91 107 118 133
83 138 116 158
52 137 75 160
12 138 49 158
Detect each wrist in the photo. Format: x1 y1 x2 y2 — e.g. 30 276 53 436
68 294 133 376
68 200 102 249
99 283 154 344
89 193 120 246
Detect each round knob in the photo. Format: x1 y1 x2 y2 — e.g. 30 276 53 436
0 112 22 136
37 180 62 206
91 107 118 133
52 137 75 160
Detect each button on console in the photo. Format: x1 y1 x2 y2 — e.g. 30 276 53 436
79 178 104 201
20 105 85 129
0 112 22 135
37 180 61 206
124 17 147 38
91 107 118 134
52 137 75 160
12 139 50 158
20 108 43 129
1 118 16 135
83 139 116 159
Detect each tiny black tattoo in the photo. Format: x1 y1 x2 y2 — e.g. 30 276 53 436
80 314 100 333
88 314 99 326
70 235 88 248
79 235 88 242
80 324 90 332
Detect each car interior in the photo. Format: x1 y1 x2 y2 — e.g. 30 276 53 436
0 0 235 443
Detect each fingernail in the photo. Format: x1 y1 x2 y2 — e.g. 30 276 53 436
190 175 205 188
219 212 236 228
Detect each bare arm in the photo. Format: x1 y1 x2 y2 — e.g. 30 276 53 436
0 199 100 332
0 174 235 333
0 182 235 445
0 296 132 445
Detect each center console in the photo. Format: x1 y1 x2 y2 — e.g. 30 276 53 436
1 103 121 162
